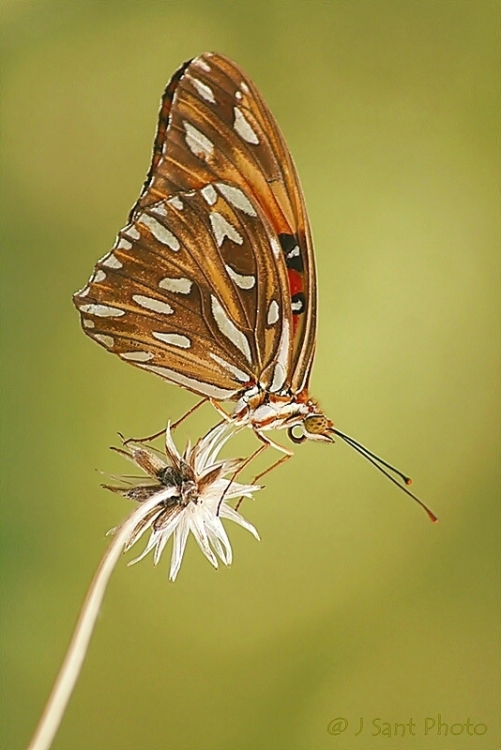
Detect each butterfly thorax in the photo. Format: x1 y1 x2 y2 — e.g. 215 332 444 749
232 385 334 443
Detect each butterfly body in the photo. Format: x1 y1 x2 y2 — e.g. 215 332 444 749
74 52 333 446
231 385 333 444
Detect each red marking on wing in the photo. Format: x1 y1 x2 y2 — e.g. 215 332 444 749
287 268 303 297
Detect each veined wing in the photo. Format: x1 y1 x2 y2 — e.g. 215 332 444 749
133 52 317 394
74 185 292 399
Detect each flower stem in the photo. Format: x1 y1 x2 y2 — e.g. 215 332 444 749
26 494 165 750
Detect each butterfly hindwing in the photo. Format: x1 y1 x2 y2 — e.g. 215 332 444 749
74 185 292 397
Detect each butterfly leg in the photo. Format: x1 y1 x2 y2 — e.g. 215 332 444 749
170 396 209 430
123 397 209 445
234 433 294 510
209 398 233 422
216 441 269 515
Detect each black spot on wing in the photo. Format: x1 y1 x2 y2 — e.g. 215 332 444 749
278 232 304 272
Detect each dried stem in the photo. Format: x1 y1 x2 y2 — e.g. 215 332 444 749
26 492 171 750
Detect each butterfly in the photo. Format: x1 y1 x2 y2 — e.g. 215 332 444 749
73 51 334 451
73 52 438 520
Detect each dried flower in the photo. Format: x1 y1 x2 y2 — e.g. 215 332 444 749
105 422 260 580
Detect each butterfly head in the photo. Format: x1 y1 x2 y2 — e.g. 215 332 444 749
288 412 334 444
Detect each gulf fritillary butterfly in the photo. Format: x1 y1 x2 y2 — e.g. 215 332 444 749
73 52 437 520
74 52 332 446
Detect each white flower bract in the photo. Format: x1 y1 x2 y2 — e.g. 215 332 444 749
106 422 260 581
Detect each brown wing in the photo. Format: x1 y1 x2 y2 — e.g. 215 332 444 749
133 52 317 394
74 186 291 400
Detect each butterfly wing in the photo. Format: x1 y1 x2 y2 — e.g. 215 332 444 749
138 52 318 394
74 52 317 398
74 185 291 399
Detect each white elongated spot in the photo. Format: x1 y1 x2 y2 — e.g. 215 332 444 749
210 353 250 383
80 303 125 318
215 183 256 216
94 334 114 348
201 184 217 205
102 254 123 269
137 213 180 251
183 121 214 159
240 82 249 94
225 264 255 290
116 238 132 250
235 90 243 101
270 317 290 392
150 202 168 217
233 107 259 144
270 236 281 259
82 318 94 328
125 225 140 241
291 298 304 313
211 295 252 363
209 211 243 247
267 299 279 326
132 295 174 315
190 77 216 103
287 245 300 260
78 286 90 297
138 364 237 400
120 351 154 362
167 196 183 210
93 270 106 283
159 277 192 294
153 332 191 349
193 58 211 72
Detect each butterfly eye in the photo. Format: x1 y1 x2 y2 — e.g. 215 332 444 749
303 415 334 441
288 425 306 444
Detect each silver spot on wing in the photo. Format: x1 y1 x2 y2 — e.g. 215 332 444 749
93 270 106 283
120 351 155 362
201 184 217 205
150 202 168 218
267 300 279 326
167 196 183 210
152 332 191 349
211 295 252 364
225 264 255 290
215 183 257 216
79 304 125 318
190 77 216 103
102 254 123 269
124 225 140 241
93 334 114 348
183 121 214 159
270 317 290 392
137 213 180 251
192 57 211 73
132 295 174 315
209 211 243 247
233 107 259 144
158 277 193 294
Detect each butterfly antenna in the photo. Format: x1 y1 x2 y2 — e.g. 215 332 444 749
332 429 438 523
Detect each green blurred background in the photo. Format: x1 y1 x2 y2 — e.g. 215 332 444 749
2 2 499 748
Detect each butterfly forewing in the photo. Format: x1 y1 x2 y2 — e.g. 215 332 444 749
138 52 317 390
74 52 317 401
